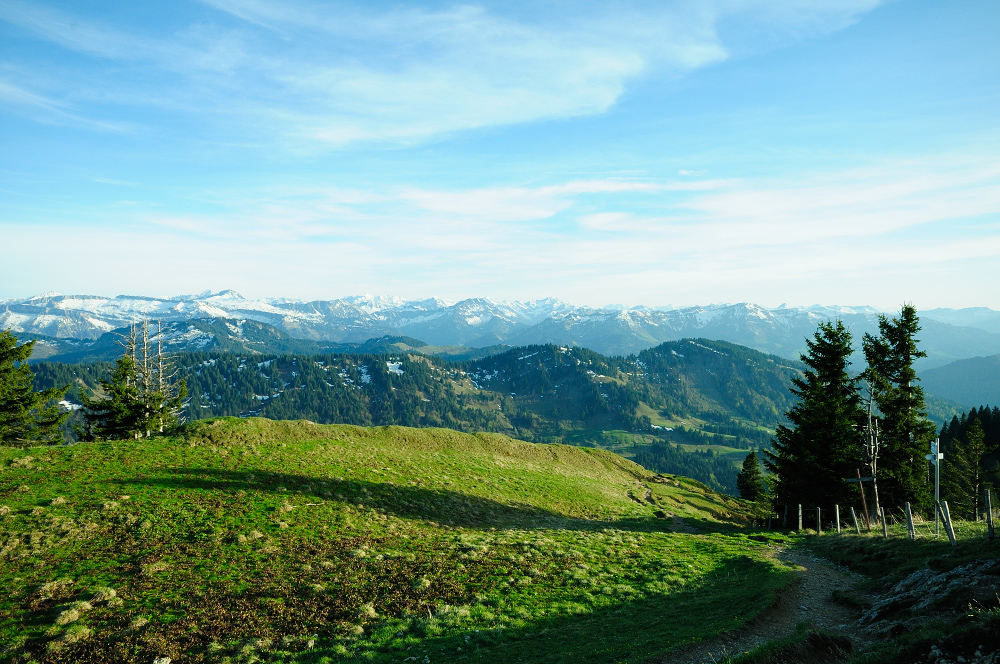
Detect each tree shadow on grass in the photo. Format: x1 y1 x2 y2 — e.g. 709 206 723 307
310 552 795 664
113 467 679 534
17 527 796 664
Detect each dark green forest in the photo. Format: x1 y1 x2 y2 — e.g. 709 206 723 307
939 404 1000 514
939 405 1000 453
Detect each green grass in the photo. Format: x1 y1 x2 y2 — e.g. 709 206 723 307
803 512 998 580
0 418 797 663
676 444 750 470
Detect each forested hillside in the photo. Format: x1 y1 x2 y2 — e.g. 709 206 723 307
938 405 1000 517
30 340 803 495
919 353 1000 408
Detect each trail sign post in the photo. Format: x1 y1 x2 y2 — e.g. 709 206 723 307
925 438 943 536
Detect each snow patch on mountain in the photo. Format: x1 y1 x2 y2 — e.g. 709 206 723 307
4 291 1000 369
344 294 410 314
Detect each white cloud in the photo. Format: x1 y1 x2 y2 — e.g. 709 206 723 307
122 155 1000 252
10 151 991 306
677 159 1000 247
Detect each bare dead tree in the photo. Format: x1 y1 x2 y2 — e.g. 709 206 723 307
103 318 186 438
123 320 138 391
861 377 882 519
153 319 186 432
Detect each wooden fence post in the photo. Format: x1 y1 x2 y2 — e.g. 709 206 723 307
939 500 957 547
816 507 822 534
986 489 995 541
850 506 861 534
835 504 841 533
880 507 889 538
798 504 803 531
856 468 872 531
905 502 915 541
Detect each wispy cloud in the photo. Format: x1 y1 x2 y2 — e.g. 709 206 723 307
0 78 66 111
10 150 990 305
678 159 1000 247
0 0 127 58
0 0 248 71
0 77 130 131
1 0 887 147
127 154 1000 245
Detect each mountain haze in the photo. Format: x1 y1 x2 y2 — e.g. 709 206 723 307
918 353 1000 409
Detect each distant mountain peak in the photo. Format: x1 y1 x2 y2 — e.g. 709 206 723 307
27 291 62 300
4 292 999 370
209 289 245 300
343 294 409 313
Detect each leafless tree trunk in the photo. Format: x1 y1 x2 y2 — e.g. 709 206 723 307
863 379 882 518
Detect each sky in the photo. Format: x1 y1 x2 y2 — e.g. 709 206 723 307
1 0 999 309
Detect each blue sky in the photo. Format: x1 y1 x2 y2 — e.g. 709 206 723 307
2 0 998 309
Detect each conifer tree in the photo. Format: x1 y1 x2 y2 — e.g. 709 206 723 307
81 320 186 440
765 320 865 510
941 419 985 520
737 449 767 502
862 304 937 512
0 329 69 447
940 406 1000 494
81 352 146 440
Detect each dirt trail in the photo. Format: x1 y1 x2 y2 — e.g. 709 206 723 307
662 548 871 664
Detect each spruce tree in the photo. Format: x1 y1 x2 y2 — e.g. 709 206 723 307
0 329 69 447
941 406 1000 494
81 353 147 440
81 321 186 440
765 320 865 511
862 304 937 512
941 419 985 520
737 449 767 502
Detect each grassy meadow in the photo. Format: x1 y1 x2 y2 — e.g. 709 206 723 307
0 418 797 664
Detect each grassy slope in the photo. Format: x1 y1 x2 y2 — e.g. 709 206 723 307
0 419 797 664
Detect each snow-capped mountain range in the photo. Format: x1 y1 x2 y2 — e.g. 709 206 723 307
4 291 1000 369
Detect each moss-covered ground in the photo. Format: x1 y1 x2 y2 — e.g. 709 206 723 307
0 418 797 664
